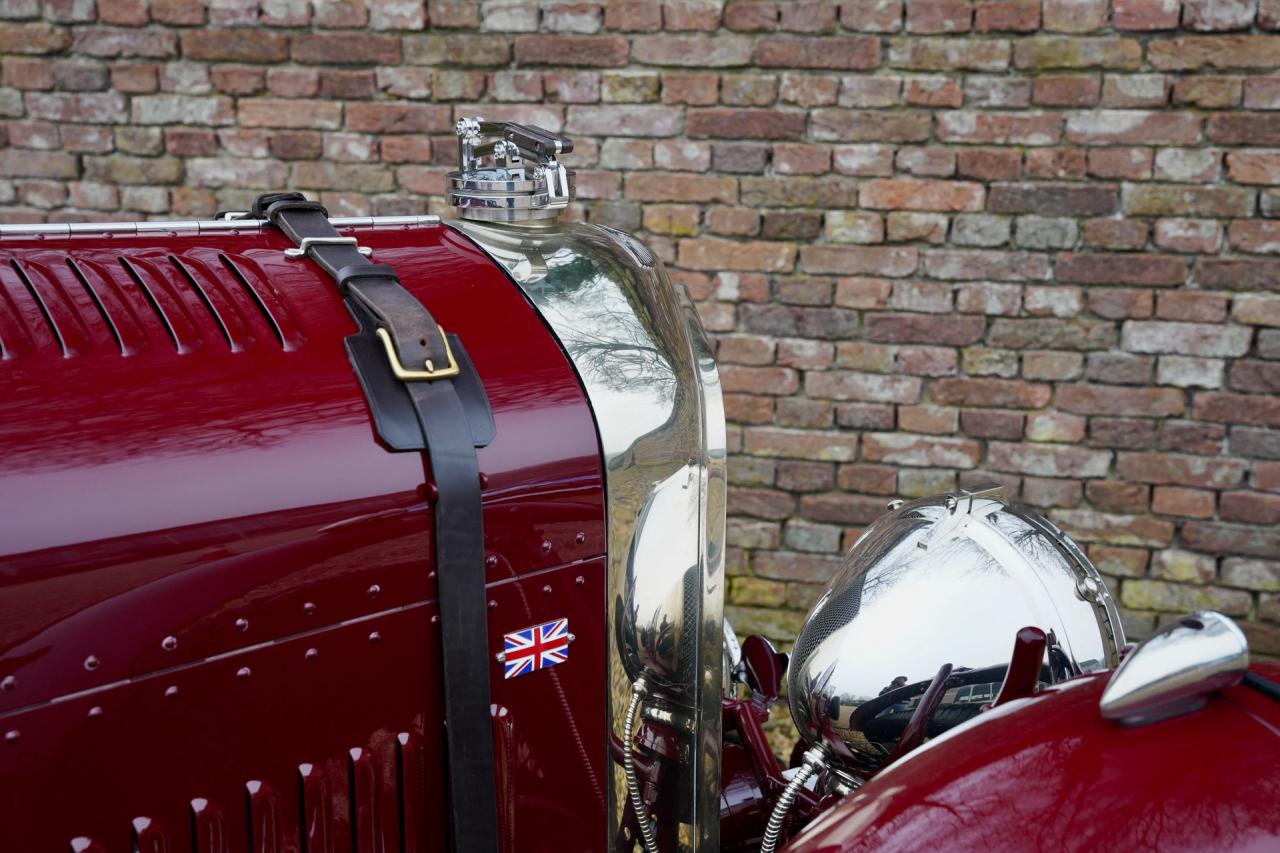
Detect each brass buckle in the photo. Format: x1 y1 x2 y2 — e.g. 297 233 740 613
375 326 460 381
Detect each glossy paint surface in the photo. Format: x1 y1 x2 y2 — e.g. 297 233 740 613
785 664 1280 853
0 222 607 850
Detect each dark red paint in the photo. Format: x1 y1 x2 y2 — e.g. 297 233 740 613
0 223 607 850
784 664 1280 853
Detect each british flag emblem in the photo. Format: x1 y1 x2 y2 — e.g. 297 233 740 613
500 617 570 679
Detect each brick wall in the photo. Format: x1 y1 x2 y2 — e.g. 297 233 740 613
2 0 1280 656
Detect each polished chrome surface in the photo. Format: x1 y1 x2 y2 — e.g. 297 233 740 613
1100 611 1248 726
723 619 744 694
788 491 1124 776
0 215 440 237
450 217 725 851
448 117 574 223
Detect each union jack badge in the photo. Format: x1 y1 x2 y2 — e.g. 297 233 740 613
497 617 573 679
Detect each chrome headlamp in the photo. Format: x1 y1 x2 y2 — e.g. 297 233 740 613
788 491 1124 777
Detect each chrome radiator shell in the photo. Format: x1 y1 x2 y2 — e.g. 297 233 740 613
450 218 726 851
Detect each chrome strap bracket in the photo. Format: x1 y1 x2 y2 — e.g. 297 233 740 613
284 236 372 260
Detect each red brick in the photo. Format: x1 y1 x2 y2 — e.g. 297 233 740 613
1152 486 1216 518
812 110 932 143
839 0 904 32
1024 148 1087 180
1174 76 1243 109
975 0 1039 31
906 0 970 32
779 1 837 31
724 0 778 30
937 110 1061 145
346 102 451 134
932 377 1052 408
1014 37 1142 70
1087 480 1150 513
514 35 629 67
805 370 922 402
1056 252 1187 287
687 108 805 140
606 0 664 30
988 183 1115 216
858 178 982 212
1058 384 1184 417
725 394 776 424
889 36 1011 70
1113 0 1180 30
1087 147 1152 181
962 408 1025 439
1222 492 1280 525
956 147 1021 180
1156 291 1228 323
865 311 983 343
632 34 753 66
624 172 736 203
292 33 400 65
1150 37 1280 71
799 245 917 276
1043 0 1108 31
1118 451 1248 489
1033 74 1100 106
679 238 796 272
1226 151 1280 185
756 36 880 69
904 76 963 108
863 433 982 468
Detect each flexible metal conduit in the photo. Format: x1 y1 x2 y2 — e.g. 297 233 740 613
623 678 659 853
760 745 827 853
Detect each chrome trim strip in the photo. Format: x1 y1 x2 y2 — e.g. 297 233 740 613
450 218 725 852
0 215 440 237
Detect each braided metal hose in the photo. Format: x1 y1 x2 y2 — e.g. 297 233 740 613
760 744 827 853
623 679 659 853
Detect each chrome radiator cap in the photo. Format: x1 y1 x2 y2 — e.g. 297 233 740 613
447 117 575 222
787 490 1124 776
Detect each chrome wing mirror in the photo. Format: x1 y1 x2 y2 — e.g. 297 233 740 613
1100 611 1249 726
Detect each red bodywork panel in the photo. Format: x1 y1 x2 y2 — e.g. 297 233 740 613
0 222 608 851
785 663 1280 853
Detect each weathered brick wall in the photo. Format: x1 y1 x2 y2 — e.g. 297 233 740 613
2 0 1280 655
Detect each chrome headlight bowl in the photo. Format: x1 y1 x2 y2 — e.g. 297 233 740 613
788 491 1124 776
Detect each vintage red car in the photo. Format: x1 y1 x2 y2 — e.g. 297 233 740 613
1 120 1276 852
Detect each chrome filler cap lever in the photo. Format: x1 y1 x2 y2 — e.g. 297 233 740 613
448 116 575 222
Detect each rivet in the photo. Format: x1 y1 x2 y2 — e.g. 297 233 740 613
485 555 498 569
88 706 103 719
542 584 552 595
430 614 439 624
369 631 382 643
236 666 251 680
305 648 318 662
488 599 497 610
428 570 438 580
303 601 316 615
367 584 381 598
161 636 177 652
478 472 489 488
5 730 18 744
84 655 101 671
427 482 439 501
164 686 179 700
575 575 585 587
540 540 552 554
1 676 16 691
575 532 586 544
235 618 249 632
